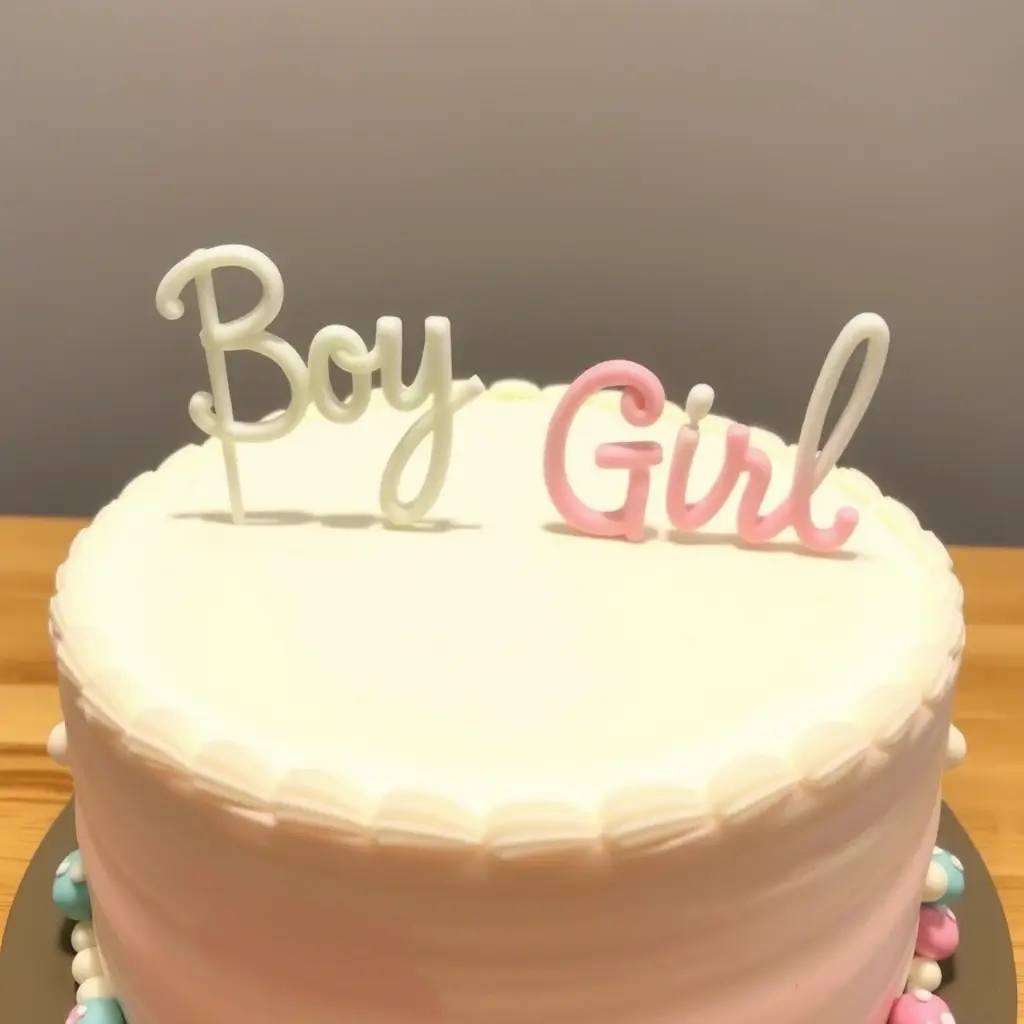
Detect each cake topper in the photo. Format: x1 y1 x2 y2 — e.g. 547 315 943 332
156 245 484 525
544 313 890 553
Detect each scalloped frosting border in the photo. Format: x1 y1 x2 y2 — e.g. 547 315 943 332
51 380 965 863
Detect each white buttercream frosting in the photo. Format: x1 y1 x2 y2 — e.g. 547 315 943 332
52 381 962 856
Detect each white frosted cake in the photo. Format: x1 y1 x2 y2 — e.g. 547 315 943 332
48 246 967 1024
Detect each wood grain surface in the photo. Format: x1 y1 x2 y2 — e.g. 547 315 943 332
1 517 1021 1011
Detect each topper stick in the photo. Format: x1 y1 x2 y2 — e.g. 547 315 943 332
193 266 244 522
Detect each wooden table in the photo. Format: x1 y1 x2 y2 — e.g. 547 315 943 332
1 517 1022 1011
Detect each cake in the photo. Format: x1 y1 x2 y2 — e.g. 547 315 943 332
46 245 967 1024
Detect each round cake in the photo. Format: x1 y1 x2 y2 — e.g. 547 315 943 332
48 248 966 1024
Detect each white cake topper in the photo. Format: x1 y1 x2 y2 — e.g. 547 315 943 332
155 246 309 523
308 315 483 524
156 245 483 525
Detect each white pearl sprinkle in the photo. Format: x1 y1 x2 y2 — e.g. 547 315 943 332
907 957 942 992
72 948 101 984
70 922 96 952
46 722 69 765
910 988 933 1002
923 862 947 902
945 724 966 768
69 860 86 885
77 977 113 1004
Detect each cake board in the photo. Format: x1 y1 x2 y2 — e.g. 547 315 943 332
0 802 1016 1023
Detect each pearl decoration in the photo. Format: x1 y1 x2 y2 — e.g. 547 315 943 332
47 722 68 764
924 848 965 907
906 956 942 993
74 999 126 1024
944 725 966 769
72 948 101 984
916 904 959 961
77 976 113 1004
53 849 92 922
923 861 947 902
889 989 956 1024
71 922 96 952
62 893 125 1024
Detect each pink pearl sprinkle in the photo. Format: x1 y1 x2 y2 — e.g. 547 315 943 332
65 1006 87 1024
916 904 960 961
889 990 955 1024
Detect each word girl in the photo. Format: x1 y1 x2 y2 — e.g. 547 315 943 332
155 245 484 526
543 313 890 553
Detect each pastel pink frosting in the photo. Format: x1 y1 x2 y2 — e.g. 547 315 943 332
62 677 952 1024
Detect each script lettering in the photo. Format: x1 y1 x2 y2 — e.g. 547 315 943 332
543 314 891 553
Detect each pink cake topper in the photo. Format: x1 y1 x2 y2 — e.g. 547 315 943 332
543 314 890 553
544 361 666 542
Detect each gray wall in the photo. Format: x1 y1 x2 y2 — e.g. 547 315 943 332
0 0 1021 544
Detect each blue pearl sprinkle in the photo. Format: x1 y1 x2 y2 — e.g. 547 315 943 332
926 846 965 908
52 849 92 923
72 997 126 1024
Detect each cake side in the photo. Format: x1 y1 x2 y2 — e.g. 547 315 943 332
49 379 965 865
61 679 952 1024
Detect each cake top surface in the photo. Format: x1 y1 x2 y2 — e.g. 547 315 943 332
51 245 963 853
54 386 961 840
